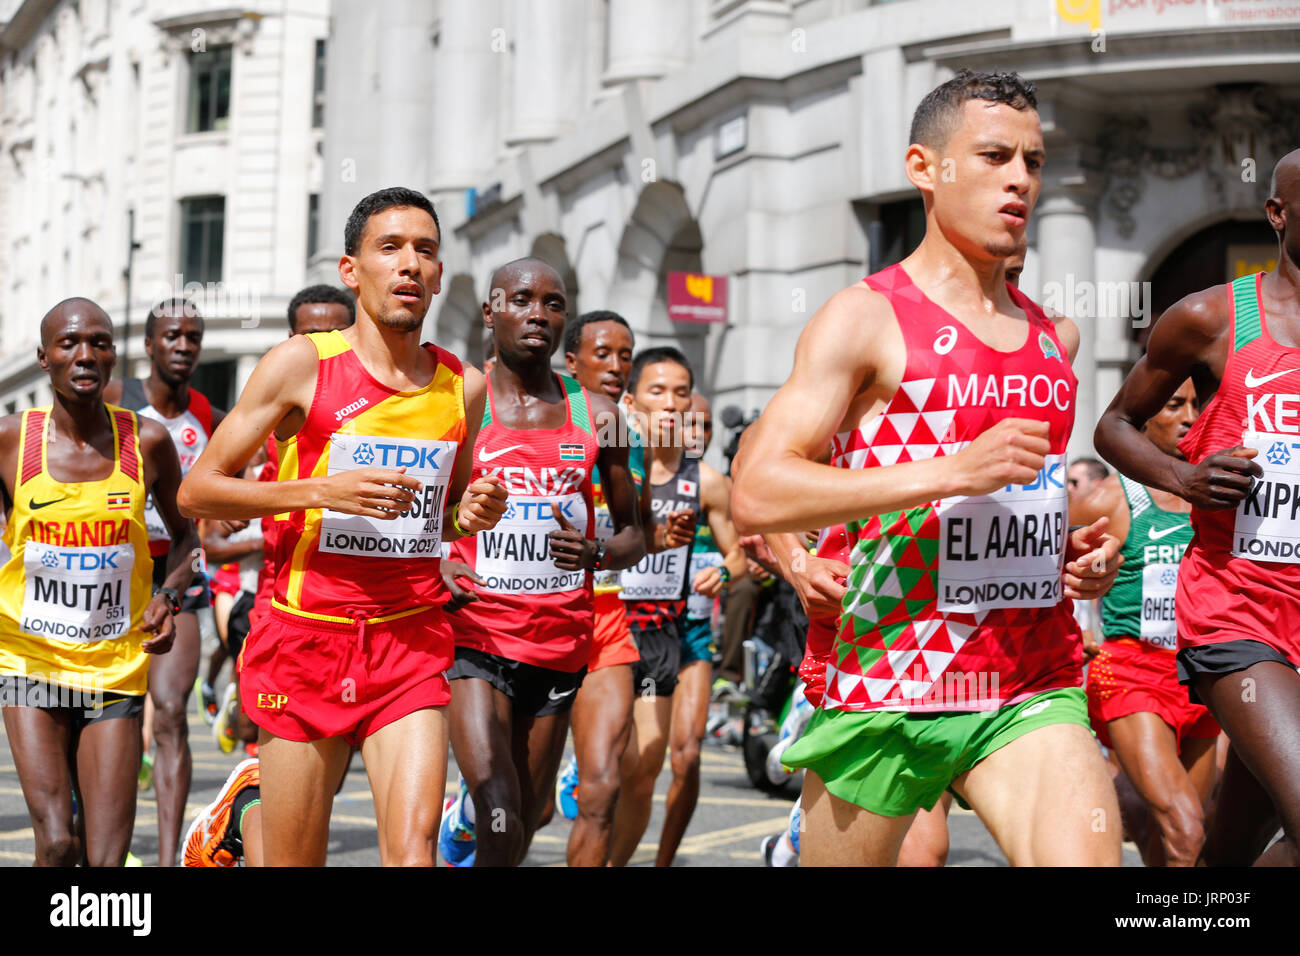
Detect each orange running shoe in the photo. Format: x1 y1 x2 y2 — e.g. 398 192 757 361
182 757 259 867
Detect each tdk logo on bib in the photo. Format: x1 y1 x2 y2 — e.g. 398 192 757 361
351 442 444 470
1005 462 1064 494
41 549 124 571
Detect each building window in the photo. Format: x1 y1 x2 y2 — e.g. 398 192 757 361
180 196 225 285
307 193 320 260
870 198 925 273
312 39 326 128
187 45 232 133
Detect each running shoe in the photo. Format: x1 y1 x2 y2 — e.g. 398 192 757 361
213 683 238 755
556 756 580 821
760 833 779 867
124 852 143 867
182 757 260 867
196 678 218 725
137 751 154 792
243 741 259 759
711 678 742 702
438 778 476 867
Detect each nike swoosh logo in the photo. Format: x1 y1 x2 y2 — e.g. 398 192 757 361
29 497 67 510
1148 524 1189 541
480 444 524 463
547 686 576 701
1245 368 1299 388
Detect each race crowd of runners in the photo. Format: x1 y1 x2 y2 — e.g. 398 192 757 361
1 68 1297 868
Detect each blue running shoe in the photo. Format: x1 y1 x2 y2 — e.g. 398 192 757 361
438 779 476 867
556 756 579 821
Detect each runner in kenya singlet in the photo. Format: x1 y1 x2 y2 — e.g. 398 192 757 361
267 329 465 623
823 263 1080 713
0 406 154 695
449 374 599 670
1176 272 1300 664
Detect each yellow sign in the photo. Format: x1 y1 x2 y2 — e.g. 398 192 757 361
1056 0 1101 30
685 273 714 304
1228 244 1278 279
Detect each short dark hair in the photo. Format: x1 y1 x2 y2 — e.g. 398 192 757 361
628 346 694 395
343 186 440 257
1071 457 1109 483
287 284 356 332
146 297 202 340
909 69 1038 149
564 310 633 357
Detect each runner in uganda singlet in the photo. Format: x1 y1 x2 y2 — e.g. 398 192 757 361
268 330 466 622
824 263 1080 713
1176 272 1300 662
449 374 599 671
620 456 701 629
1100 475 1192 651
0 407 154 694
117 379 213 559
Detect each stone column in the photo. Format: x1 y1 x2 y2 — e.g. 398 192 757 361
603 0 692 87
506 0 584 145
430 0 503 192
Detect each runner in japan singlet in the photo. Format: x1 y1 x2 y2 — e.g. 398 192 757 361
116 379 213 559
1176 272 1300 659
270 330 466 622
0 406 155 695
449 374 599 672
620 456 701 627
825 263 1079 714
1099 476 1192 651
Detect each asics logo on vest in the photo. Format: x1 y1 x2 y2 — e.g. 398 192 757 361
947 373 1071 412
351 442 444 470
334 397 369 421
1244 368 1298 388
934 325 958 355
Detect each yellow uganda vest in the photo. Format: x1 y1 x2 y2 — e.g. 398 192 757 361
0 406 155 696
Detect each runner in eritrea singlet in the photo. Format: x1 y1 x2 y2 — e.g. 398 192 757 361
268 329 465 622
116 379 213 561
824 263 1080 713
0 406 154 695
1176 272 1300 662
449 374 599 671
620 455 701 628
1099 476 1192 651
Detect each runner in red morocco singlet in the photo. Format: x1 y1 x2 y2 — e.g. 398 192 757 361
437 259 644 867
1094 148 1300 866
104 298 222 866
178 187 507 867
730 70 1122 866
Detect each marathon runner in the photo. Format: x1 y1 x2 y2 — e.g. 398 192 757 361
436 260 645 867
0 298 196 865
1076 379 1218 866
607 347 741 866
730 69 1122 866
178 186 506 866
104 298 222 866
1094 148 1300 866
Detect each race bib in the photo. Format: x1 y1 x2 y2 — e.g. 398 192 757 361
20 541 134 643
1139 562 1178 649
937 453 1067 613
1233 432 1300 563
687 550 722 619
592 500 622 590
143 494 169 543
474 492 588 595
621 545 688 601
318 435 457 559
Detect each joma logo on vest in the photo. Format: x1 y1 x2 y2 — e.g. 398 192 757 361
335 397 369 421
1245 393 1300 433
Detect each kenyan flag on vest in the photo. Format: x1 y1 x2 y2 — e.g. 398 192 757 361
559 443 585 461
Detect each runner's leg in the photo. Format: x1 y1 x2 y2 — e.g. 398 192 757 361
257 730 351 866
608 693 672 866
800 770 915 866
1201 743 1280 865
3 706 79 865
656 658 711 866
448 677 521 866
1194 660 1300 866
74 711 143 866
897 793 952 867
360 707 448 867
149 610 201 865
567 662 634 866
954 722 1122 866
1107 713 1206 866
512 710 572 861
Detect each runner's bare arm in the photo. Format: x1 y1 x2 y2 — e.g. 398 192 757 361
698 465 746 596
0 415 19 520
1069 475 1130 544
731 284 1051 534
140 417 197 650
1055 313 1081 364
762 530 849 620
590 392 645 570
198 518 262 563
178 336 421 520
1094 289 1260 510
443 364 507 539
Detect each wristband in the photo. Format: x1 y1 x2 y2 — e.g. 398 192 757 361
155 587 181 614
452 502 474 537
718 565 732 587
